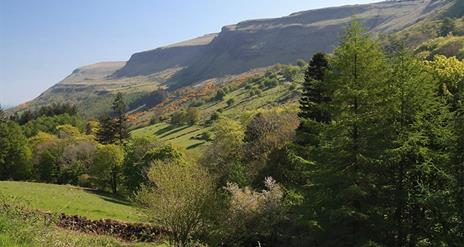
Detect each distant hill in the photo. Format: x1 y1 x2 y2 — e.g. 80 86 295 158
114 0 453 88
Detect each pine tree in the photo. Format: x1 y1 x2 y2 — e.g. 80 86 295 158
112 92 129 144
309 21 390 246
296 52 330 146
97 113 116 144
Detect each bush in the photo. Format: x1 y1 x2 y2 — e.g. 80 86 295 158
226 98 235 107
219 177 285 246
136 161 221 245
214 89 226 101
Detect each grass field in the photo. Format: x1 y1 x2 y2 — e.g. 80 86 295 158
0 181 143 222
132 122 209 152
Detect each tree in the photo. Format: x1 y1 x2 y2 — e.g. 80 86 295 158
244 110 299 161
382 49 453 246
91 144 124 194
0 105 5 122
296 52 330 146
439 17 456 37
123 136 158 194
0 121 32 180
201 117 246 186
96 113 116 144
214 89 226 101
35 149 59 183
112 92 130 144
427 55 464 244
185 108 199 125
226 98 235 107
306 21 390 246
136 161 220 246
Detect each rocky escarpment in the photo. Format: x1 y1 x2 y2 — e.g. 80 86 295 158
111 34 217 78
114 0 453 88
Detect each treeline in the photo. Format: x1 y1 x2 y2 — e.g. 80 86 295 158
11 103 77 125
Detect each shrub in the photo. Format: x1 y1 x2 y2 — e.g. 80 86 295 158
214 89 226 101
226 98 235 107
136 161 221 245
220 177 285 246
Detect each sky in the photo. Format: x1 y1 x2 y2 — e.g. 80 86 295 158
0 0 380 106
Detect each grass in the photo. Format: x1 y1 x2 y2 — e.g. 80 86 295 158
131 122 210 153
0 181 143 222
0 200 163 247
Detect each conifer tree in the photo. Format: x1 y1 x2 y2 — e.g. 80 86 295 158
112 92 129 144
383 49 453 246
296 52 330 146
308 21 390 246
97 113 116 144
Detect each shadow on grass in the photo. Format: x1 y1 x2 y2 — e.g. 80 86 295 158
158 125 190 138
83 189 132 206
187 142 205 150
154 125 178 135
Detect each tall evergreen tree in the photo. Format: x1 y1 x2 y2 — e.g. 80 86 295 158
308 21 390 246
296 52 330 146
383 49 453 246
96 113 116 144
112 92 129 144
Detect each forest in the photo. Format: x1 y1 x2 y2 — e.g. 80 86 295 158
1 21 464 246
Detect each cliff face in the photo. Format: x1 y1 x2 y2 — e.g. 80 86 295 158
111 34 217 78
114 0 452 88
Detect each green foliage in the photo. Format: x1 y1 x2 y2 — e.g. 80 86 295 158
439 17 457 37
0 105 5 122
297 52 330 146
201 117 245 185
143 144 186 165
170 108 200 126
214 89 226 101
123 136 159 194
97 113 116 144
112 92 130 144
136 161 220 246
0 121 32 180
90 144 124 194
13 103 77 125
21 113 84 137
226 98 235 107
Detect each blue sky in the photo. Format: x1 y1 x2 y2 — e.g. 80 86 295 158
0 0 379 106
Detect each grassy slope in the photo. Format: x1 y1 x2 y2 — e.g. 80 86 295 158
0 181 143 222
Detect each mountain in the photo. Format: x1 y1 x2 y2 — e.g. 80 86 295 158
18 61 176 117
114 0 452 88
19 0 459 117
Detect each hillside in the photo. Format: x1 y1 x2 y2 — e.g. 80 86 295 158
0 181 142 222
18 0 457 117
19 62 174 117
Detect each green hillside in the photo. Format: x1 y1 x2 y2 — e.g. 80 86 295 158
131 64 302 152
0 181 142 222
